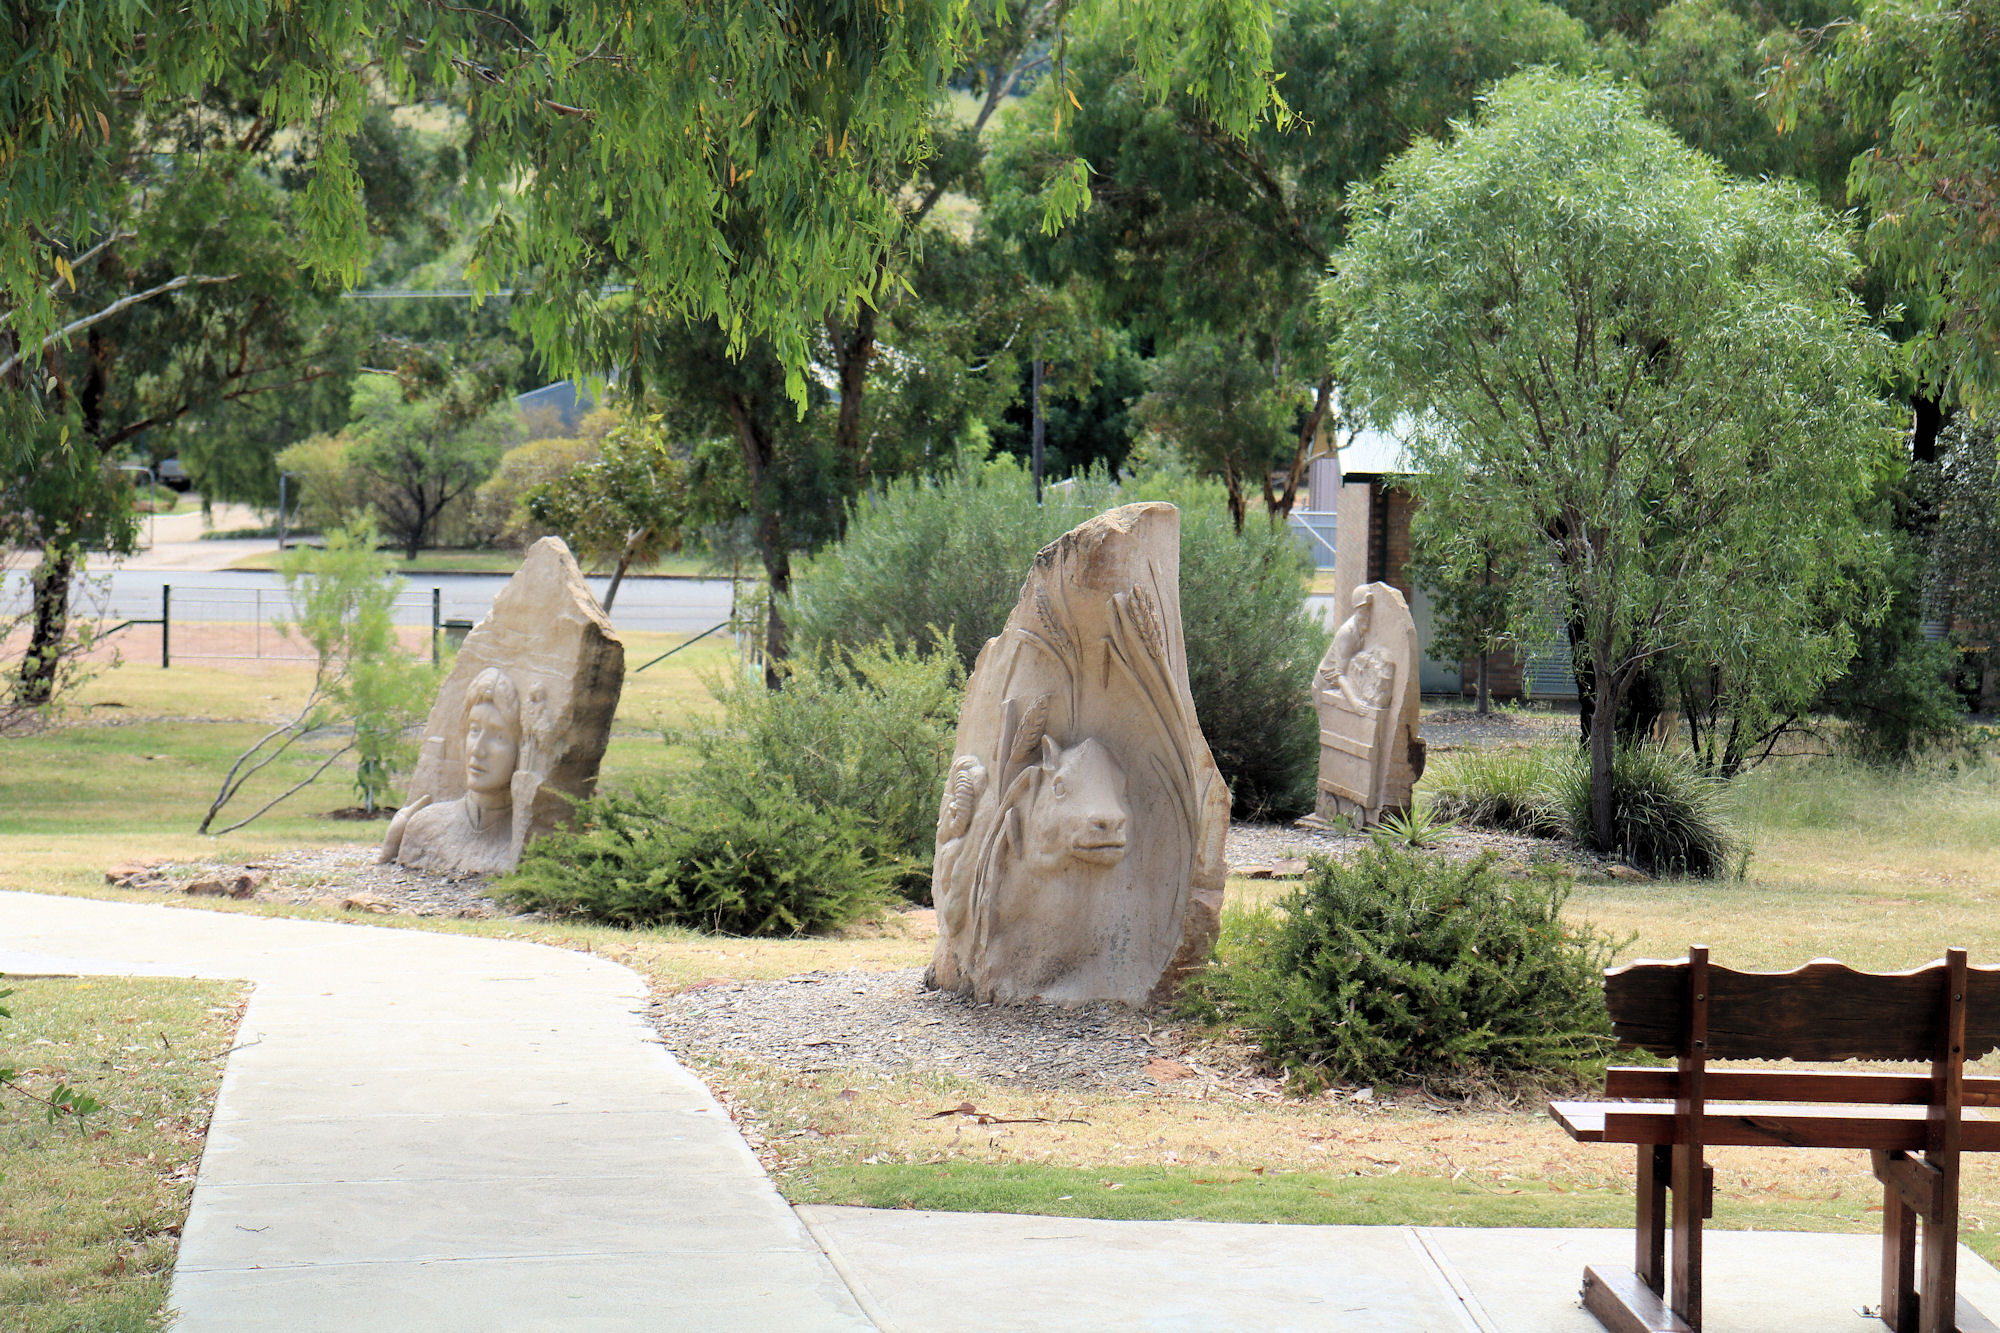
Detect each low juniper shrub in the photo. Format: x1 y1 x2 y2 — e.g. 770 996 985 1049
1190 846 1624 1093
498 778 895 935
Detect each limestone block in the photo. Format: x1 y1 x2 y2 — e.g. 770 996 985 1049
928 503 1230 1007
381 538 624 875
1313 581 1424 827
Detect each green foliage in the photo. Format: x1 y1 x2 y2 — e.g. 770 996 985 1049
468 412 618 547
0 979 104 1127
525 413 689 610
274 432 370 535
1425 747 1567 835
1191 847 1620 1091
1825 581 1969 767
501 781 895 935
1327 70 1900 848
988 0 1591 512
1925 414 2000 651
503 637 958 926
785 454 1328 817
200 521 434 830
1370 805 1459 851
786 454 1120 671
682 639 966 900
343 373 517 559
279 521 435 813
1133 336 1300 528
1546 745 1739 878
1777 0 2000 407
1425 743 1739 877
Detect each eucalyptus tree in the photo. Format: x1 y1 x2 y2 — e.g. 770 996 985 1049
1765 0 2000 414
987 0 1592 519
7 0 1287 430
1326 72 1901 849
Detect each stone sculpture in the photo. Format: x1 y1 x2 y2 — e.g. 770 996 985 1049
382 537 623 874
928 503 1229 1007
1313 581 1424 827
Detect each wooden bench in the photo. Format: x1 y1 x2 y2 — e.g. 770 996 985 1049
1550 945 2000 1333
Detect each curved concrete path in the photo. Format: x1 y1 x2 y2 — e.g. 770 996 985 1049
13 889 2000 1332
0 891 869 1332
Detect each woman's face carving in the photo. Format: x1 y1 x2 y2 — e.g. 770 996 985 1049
464 700 519 795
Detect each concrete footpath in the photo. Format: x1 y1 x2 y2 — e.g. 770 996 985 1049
8 890 2000 1332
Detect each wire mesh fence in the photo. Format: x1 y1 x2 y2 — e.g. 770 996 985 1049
0 579 446 665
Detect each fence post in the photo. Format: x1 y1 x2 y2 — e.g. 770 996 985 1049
161 584 170 668
255 586 263 659
431 587 441 666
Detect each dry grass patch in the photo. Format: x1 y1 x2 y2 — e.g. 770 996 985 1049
1 976 245 1332
680 1053 2000 1249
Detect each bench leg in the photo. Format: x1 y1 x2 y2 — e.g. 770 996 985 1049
1920 1204 1958 1333
1670 1143 1705 1330
1882 1181 1917 1333
1637 1144 1670 1296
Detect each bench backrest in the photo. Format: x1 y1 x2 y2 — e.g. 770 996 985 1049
1604 954 2000 1063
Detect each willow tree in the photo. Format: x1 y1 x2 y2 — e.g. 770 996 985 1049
6 0 1289 424
1326 71 1901 850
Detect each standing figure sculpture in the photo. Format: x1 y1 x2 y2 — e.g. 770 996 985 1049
1312 580 1423 827
377 537 624 876
381 668 522 875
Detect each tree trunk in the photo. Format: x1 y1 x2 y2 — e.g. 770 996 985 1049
1221 464 1247 534
724 390 789 687
602 539 637 613
1262 372 1332 522
1476 651 1489 716
1589 664 1621 853
17 546 76 707
830 304 878 484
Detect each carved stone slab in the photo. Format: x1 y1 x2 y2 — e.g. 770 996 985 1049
928 503 1229 1007
383 537 623 874
1313 580 1423 826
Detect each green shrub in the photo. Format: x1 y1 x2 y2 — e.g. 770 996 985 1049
681 637 964 900
785 454 1119 670
1546 744 1737 878
785 454 1327 818
1191 846 1621 1092
502 638 957 930
1425 746 1564 835
499 778 894 935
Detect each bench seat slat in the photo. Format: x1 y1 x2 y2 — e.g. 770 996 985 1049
1602 1066 2000 1106
1551 1100 2000 1151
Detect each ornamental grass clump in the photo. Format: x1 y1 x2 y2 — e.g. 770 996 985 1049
1423 745 1565 835
1547 744 1738 879
1194 847 1623 1093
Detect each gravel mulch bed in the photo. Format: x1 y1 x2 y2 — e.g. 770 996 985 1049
650 966 1280 1098
1420 704 1576 751
1224 819 1608 878
118 846 510 919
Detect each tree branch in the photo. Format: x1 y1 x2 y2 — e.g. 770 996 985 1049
0 272 238 378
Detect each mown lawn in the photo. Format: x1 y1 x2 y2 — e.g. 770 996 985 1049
1 976 244 1333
